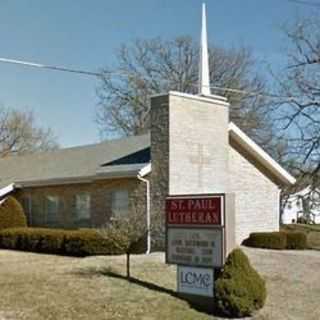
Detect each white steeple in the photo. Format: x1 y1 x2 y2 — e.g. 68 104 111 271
199 3 211 96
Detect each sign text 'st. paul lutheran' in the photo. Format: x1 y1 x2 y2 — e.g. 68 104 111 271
166 197 222 226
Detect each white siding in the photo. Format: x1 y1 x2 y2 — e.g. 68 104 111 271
229 145 281 244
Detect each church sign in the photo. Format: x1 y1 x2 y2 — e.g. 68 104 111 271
166 196 222 226
167 227 223 267
166 195 225 268
177 266 214 297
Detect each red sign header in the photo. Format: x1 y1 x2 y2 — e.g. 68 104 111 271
166 196 222 226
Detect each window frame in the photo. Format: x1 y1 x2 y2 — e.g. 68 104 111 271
111 189 130 218
45 195 59 224
74 193 91 221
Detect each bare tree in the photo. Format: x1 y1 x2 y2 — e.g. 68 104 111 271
0 107 58 157
273 17 320 180
271 16 320 223
96 36 275 151
99 210 147 279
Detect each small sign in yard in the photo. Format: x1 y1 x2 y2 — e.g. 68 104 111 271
165 194 226 299
166 227 223 267
177 266 214 297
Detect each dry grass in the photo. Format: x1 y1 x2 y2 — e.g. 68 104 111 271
244 247 320 320
0 250 213 320
0 247 318 319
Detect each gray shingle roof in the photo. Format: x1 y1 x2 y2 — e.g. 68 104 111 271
0 123 296 190
0 133 150 188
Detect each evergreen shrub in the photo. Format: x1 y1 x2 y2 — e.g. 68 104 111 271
243 231 308 250
0 227 126 256
215 248 267 317
285 231 308 249
0 196 27 229
243 232 287 249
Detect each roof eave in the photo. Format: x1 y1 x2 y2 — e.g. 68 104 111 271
0 183 16 198
138 163 151 177
16 173 139 188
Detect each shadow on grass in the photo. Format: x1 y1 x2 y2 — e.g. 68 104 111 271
76 267 228 318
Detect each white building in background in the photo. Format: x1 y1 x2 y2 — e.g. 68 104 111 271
282 186 320 224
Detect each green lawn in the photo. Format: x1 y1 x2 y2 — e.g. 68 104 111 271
281 224 320 250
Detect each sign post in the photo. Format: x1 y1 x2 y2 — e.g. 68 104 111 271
165 194 226 299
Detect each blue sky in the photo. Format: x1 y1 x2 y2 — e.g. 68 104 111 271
0 0 314 147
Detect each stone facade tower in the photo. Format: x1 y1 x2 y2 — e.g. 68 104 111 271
150 4 236 254
150 91 230 226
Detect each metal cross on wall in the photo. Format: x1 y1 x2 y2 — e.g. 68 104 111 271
189 143 211 189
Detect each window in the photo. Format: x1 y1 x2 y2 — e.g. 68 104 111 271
45 196 59 224
111 190 129 217
75 193 91 220
21 195 32 225
31 195 44 226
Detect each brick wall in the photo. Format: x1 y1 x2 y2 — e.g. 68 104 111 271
15 178 146 229
229 142 281 244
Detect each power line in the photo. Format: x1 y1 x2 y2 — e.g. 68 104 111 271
0 57 101 78
190 83 297 100
0 56 296 100
206 85 293 100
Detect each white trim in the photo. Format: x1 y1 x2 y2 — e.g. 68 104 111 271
151 91 229 106
16 177 95 187
16 173 138 188
95 172 139 179
0 183 15 198
137 173 151 254
228 122 296 186
138 163 151 177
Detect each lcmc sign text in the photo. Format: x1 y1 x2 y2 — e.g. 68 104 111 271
177 266 214 297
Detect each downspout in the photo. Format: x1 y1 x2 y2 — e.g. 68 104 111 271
137 174 151 254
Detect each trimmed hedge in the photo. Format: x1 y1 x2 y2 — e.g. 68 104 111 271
215 248 266 317
0 196 27 229
243 232 287 249
0 227 129 256
243 231 308 250
285 231 308 249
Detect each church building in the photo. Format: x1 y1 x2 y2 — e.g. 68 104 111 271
0 4 296 246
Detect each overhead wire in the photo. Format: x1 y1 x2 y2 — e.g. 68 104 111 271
0 56 297 100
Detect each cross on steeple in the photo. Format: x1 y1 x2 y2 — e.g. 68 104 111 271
199 3 211 96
